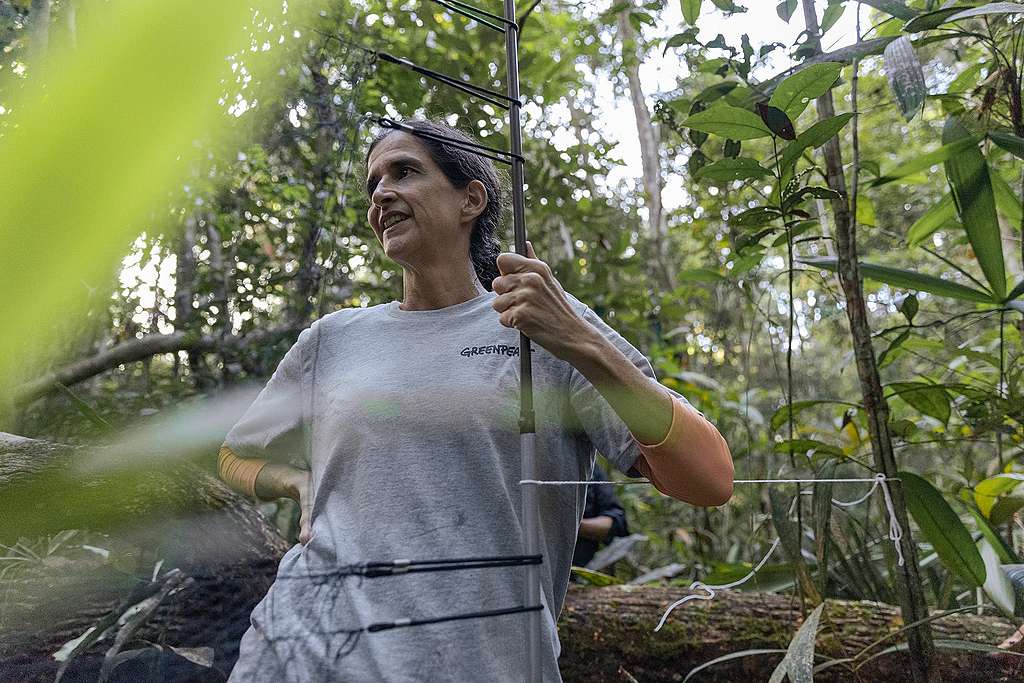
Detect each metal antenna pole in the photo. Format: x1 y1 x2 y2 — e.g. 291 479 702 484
502 2 541 681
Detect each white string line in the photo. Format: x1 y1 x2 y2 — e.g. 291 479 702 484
654 537 782 632
520 473 906 630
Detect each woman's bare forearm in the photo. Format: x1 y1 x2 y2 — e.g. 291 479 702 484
254 462 305 502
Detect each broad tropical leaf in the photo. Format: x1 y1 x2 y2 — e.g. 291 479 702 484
990 130 1024 160
885 381 951 425
871 135 983 186
900 471 986 587
778 113 854 178
903 5 976 32
695 157 770 182
768 62 844 121
682 104 773 140
943 117 1006 299
946 3 1024 22
797 257 995 303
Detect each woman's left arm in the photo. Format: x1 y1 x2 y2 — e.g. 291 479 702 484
492 243 734 507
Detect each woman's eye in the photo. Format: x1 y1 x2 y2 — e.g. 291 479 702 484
398 166 413 179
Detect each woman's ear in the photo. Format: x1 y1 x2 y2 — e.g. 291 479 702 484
461 179 488 223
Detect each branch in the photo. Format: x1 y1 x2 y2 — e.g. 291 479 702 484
13 327 304 406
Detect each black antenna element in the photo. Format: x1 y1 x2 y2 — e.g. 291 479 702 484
377 52 520 110
427 0 517 32
372 115 524 165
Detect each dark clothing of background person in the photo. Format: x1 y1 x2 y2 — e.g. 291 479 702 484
572 463 629 567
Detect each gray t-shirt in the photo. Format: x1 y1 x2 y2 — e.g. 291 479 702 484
225 290 688 682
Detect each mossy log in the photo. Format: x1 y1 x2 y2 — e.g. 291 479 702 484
2 433 1022 681
559 585 1023 681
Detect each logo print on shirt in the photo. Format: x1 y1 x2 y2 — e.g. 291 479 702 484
459 344 536 358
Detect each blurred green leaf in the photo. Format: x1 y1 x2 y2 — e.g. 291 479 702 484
900 471 986 587
946 3 1024 23
907 194 957 247
570 566 621 586
0 0 289 386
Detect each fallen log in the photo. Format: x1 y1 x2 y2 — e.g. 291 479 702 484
1 434 1021 681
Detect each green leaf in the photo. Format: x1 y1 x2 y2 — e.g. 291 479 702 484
783 186 842 211
730 206 782 228
943 117 1006 299
768 62 844 121
883 36 927 121
682 0 703 24
820 2 846 34
899 471 987 588
772 439 845 458
871 134 983 186
861 0 918 20
1006 279 1024 302
899 294 919 323
769 399 858 432
677 267 727 283
778 113 854 178
974 473 1024 516
990 495 1024 526
947 61 985 94
907 194 957 247
979 537 1016 615
682 104 773 140
946 3 1024 23
797 257 995 303
970 506 1019 562
694 81 740 105
664 29 701 54
570 566 621 586
856 195 876 226
695 157 770 182
684 650 789 683
991 169 1024 226
990 130 1024 160
777 0 798 22
769 603 825 683
886 381 951 425
903 5 976 32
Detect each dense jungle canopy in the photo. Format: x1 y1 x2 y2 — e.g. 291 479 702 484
1 0 1023 680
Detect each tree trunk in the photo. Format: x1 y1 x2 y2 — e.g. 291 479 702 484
799 1 938 680
615 6 675 292
289 68 338 327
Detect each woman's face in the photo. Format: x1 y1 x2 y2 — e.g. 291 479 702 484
365 132 483 271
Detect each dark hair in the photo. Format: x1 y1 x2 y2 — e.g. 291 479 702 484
366 119 505 290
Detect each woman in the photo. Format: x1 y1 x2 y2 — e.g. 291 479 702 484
218 119 733 682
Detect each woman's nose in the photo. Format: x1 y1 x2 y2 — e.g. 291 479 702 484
371 179 396 208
